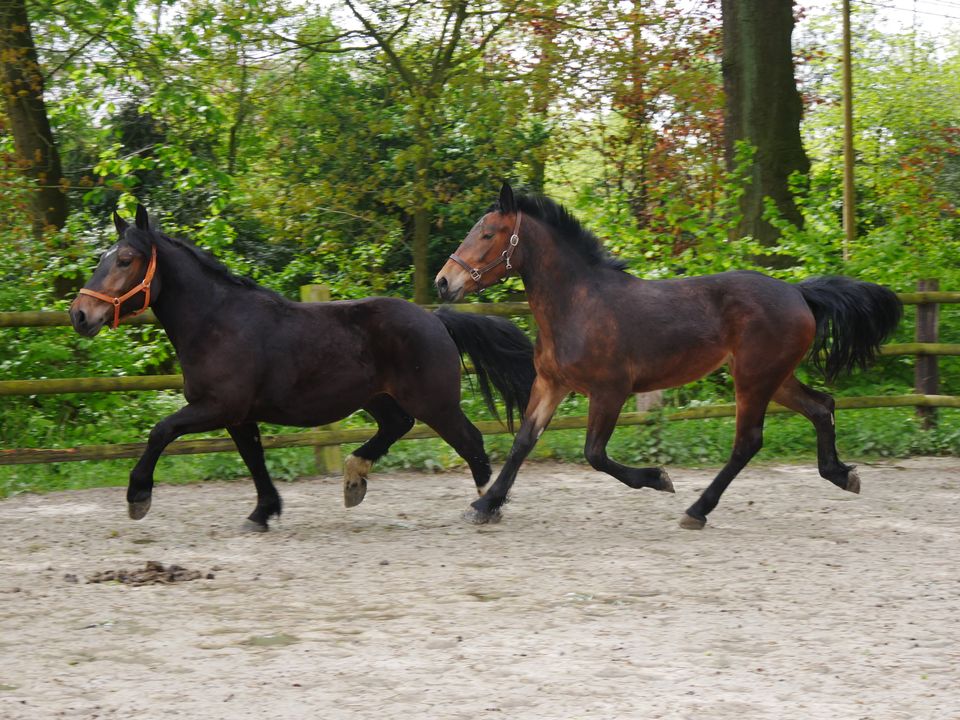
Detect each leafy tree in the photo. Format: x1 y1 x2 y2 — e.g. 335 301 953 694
237 23 536 298
784 5 960 287
295 0 525 302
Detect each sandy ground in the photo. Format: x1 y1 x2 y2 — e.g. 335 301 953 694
1 458 959 719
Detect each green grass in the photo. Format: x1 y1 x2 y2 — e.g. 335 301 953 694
3 403 958 499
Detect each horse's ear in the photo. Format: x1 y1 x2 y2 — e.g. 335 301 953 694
135 204 150 230
498 182 517 215
113 210 129 236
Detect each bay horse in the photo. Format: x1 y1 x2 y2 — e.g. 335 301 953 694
435 183 903 528
70 205 535 530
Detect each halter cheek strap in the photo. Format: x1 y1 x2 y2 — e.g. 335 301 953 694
77 245 157 329
449 211 522 288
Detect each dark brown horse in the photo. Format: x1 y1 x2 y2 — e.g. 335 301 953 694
70 205 535 530
436 183 903 528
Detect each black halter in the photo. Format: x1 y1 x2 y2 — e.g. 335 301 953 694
448 211 522 287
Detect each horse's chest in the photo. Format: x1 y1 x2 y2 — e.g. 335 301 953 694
535 329 617 390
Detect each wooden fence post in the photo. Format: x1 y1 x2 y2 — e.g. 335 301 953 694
915 279 940 429
299 284 343 475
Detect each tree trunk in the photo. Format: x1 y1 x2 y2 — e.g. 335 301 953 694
527 2 560 192
722 0 808 257
412 129 432 304
412 203 431 304
0 0 68 236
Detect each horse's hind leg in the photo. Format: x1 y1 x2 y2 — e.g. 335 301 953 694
584 391 674 492
773 376 859 494
407 403 492 496
681 386 773 529
344 395 415 508
228 423 282 532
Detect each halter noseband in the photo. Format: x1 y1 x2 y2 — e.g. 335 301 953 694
449 210 522 288
77 245 157 329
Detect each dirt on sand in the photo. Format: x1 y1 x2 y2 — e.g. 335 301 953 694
1 458 959 719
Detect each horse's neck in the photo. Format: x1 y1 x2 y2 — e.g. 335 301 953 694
150 245 238 345
520 231 601 326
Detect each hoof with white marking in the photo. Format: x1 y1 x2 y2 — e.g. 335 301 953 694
344 454 373 508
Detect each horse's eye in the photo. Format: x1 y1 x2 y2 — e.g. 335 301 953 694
482 233 494 241
117 258 133 268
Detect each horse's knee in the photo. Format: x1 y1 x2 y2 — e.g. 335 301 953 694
147 420 175 447
733 429 763 462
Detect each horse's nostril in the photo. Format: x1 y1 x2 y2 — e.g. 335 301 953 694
436 276 448 293
76 310 86 325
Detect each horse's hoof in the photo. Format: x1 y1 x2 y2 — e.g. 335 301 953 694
462 507 502 525
344 477 368 508
679 513 706 530
128 498 152 520
343 455 373 508
846 469 861 494
659 469 675 493
242 518 269 533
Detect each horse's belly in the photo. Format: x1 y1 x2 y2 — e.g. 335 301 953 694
631 348 730 392
250 373 375 427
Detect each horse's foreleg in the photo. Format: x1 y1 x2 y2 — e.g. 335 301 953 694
584 392 674 492
773 376 859 493
467 376 567 523
127 403 228 520
228 423 282 531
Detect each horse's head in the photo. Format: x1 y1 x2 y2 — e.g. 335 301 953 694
69 205 160 337
435 182 523 302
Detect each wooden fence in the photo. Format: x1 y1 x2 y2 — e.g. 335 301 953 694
1 284 958 469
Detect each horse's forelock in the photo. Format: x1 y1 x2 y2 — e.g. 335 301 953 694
122 226 155 256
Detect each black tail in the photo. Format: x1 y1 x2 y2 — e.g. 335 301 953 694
435 307 536 432
799 276 903 381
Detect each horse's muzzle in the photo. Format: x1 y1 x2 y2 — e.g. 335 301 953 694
69 305 106 337
434 272 465 302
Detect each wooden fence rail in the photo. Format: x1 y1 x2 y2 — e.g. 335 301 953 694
4 394 959 466
2 287 958 468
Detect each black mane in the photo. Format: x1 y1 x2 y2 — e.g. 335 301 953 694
494 193 628 272
149 229 284 299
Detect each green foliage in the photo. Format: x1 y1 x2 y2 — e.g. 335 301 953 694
1 1 960 496
789 9 960 289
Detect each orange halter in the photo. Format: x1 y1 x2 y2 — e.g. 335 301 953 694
77 245 157 329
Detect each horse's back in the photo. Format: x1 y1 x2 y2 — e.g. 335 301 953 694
246 296 458 425
631 270 811 323
299 296 460 378
560 269 816 392
304 296 453 349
